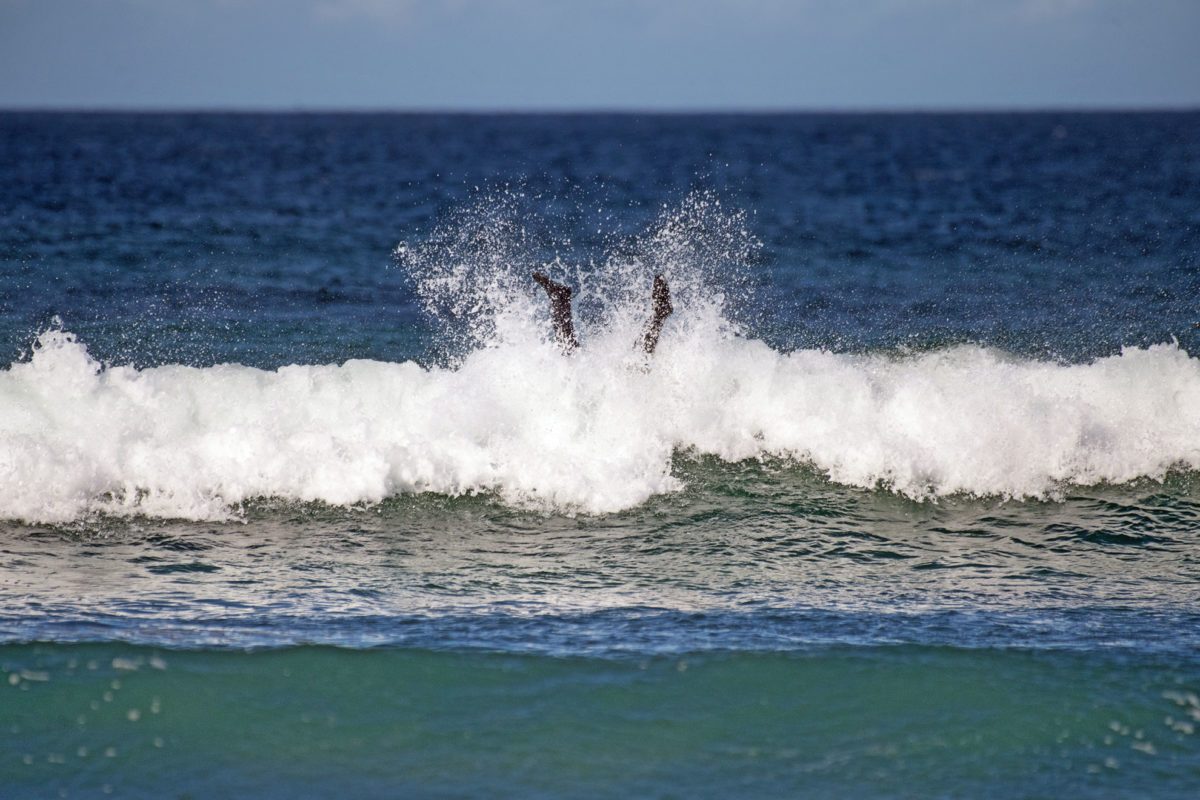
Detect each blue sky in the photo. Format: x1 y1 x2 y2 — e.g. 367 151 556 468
2 0 1197 110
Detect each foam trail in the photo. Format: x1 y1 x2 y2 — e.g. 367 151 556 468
2 322 1199 523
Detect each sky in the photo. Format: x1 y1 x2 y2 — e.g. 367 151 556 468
1 0 1198 110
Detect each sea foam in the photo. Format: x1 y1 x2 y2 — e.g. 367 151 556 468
2 321 1198 523
5 195 1198 523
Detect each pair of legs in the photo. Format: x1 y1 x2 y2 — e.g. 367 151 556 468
532 272 673 355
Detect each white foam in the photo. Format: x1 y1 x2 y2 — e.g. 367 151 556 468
2 321 1199 523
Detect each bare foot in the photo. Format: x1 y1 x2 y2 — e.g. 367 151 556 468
641 274 673 355
532 271 579 351
651 274 673 320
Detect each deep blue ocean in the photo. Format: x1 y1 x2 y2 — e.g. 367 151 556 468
2 112 1199 798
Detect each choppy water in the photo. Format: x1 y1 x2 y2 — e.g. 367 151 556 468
2 112 1199 798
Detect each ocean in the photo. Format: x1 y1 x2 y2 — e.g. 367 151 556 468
1 111 1198 798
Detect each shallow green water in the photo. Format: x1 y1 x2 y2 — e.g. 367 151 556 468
3 643 1198 799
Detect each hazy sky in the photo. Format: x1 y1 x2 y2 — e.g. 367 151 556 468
2 0 1198 110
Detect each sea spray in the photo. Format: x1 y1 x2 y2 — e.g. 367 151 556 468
2 320 1199 523
393 190 760 359
3 195 1199 523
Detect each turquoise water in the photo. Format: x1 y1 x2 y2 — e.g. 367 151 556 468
4 482 1199 796
4 644 1198 798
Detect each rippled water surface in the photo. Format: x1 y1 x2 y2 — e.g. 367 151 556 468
2 112 1199 798
4 465 1200 653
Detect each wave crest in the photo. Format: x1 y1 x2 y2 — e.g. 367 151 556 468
2 322 1198 523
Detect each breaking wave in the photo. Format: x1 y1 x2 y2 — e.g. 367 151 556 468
2 325 1198 523
2 194 1198 522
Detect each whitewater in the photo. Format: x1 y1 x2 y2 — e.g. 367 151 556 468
3 315 1198 524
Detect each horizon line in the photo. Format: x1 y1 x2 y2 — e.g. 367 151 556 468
2 103 1198 116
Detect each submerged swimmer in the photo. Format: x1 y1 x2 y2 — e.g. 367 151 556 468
532 272 673 354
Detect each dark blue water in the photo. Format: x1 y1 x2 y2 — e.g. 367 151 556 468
4 112 1198 367
2 112 1199 798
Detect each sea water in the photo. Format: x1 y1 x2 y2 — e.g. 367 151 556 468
1 112 1199 797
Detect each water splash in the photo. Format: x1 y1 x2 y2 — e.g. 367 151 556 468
393 190 761 359
3 197 1200 523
